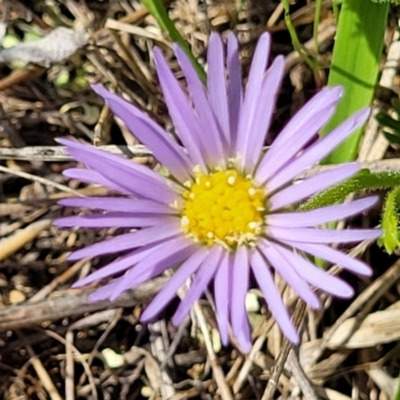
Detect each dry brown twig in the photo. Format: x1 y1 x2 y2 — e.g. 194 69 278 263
0 277 167 332
194 303 233 400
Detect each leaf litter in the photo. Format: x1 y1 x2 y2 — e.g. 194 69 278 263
0 0 400 399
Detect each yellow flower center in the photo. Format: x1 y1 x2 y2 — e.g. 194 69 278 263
181 169 266 247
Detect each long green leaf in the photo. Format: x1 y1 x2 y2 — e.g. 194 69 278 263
322 0 388 163
140 0 206 82
393 375 400 400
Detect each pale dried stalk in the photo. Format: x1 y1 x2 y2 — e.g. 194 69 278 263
26 345 63 400
194 303 233 400
0 164 82 196
0 277 167 331
0 219 52 261
0 144 150 161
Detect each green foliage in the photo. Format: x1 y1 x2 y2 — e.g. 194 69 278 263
282 0 319 78
393 375 400 400
300 169 400 211
371 0 400 3
322 0 389 163
379 187 400 253
375 99 400 145
140 0 206 82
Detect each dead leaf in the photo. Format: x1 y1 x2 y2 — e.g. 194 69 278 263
0 27 88 67
326 307 400 348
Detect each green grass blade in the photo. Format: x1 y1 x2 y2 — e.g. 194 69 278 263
322 0 388 163
282 0 319 80
140 0 206 82
394 375 400 400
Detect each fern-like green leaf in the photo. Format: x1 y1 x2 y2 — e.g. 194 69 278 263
379 187 400 253
300 169 400 211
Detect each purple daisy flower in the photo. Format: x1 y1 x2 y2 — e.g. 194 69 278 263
55 32 381 352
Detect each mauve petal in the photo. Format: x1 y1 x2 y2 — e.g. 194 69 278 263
54 214 176 228
88 279 122 302
236 311 252 354
214 252 230 345
141 247 209 322
250 250 299 344
236 33 270 166
174 45 226 163
270 86 342 149
231 246 251 353
269 163 360 211
256 105 336 183
285 241 372 276
266 108 370 191
89 239 194 302
58 138 161 181
268 226 382 244
68 222 181 260
73 240 171 288
91 84 193 181
239 56 285 173
226 32 242 146
153 48 208 171
63 168 127 193
256 87 343 183
59 138 179 198
207 34 230 144
65 147 178 204
172 246 223 325
259 240 320 309
268 196 378 227
59 197 179 214
271 242 354 298
109 236 197 301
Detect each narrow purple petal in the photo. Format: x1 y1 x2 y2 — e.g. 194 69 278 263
256 105 336 183
236 33 270 168
269 163 360 211
259 240 320 308
59 197 179 215
109 236 197 301
239 56 285 173
255 86 343 183
250 250 299 344
174 45 226 164
141 247 209 322
65 146 178 204
58 138 162 181
54 214 176 228
88 242 194 301
271 242 354 298
226 32 242 146
231 246 251 353
68 222 181 260
268 196 378 227
214 252 230 345
88 278 123 302
207 34 230 144
63 168 127 193
268 226 382 244
91 84 193 181
284 241 372 276
270 86 342 149
265 108 370 192
153 48 208 171
172 246 223 325
73 243 162 288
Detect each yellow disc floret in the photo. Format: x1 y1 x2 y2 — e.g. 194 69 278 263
181 169 266 247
